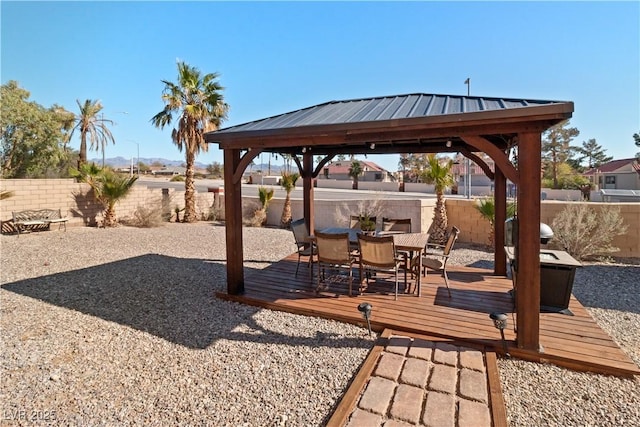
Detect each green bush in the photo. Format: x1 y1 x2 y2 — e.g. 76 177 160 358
170 175 185 182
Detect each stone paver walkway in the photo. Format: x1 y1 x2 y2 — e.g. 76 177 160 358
343 334 494 427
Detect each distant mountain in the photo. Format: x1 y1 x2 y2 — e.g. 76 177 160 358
91 157 208 169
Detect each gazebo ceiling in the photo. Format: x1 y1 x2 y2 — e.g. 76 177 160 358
205 93 574 155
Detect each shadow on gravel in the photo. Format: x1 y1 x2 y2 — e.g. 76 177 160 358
2 254 370 350
572 264 640 314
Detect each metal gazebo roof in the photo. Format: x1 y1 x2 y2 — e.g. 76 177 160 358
208 92 571 138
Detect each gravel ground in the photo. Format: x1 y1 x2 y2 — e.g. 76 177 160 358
1 224 638 426
446 243 640 427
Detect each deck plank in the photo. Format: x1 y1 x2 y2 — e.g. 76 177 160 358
218 253 640 377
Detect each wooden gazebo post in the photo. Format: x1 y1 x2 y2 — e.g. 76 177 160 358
223 148 245 295
515 132 542 350
302 151 315 235
493 168 507 276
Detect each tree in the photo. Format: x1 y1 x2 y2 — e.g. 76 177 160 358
421 154 454 244
151 61 229 222
348 160 362 189
634 132 640 160
1 81 74 178
71 164 137 227
99 171 138 227
279 172 299 228
69 99 115 168
574 138 612 170
542 120 580 189
207 161 223 178
138 162 151 174
474 197 517 246
398 154 410 181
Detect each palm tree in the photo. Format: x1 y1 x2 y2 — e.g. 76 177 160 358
99 171 138 227
280 172 300 228
474 196 517 246
348 160 362 190
421 154 454 244
150 61 229 222
69 100 115 168
256 186 274 226
71 165 137 227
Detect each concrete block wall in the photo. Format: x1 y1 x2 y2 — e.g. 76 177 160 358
1 179 216 228
2 179 638 257
541 201 640 258
1 179 101 227
446 198 640 257
445 199 491 245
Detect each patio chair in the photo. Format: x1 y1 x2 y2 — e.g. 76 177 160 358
291 218 317 278
315 231 358 296
357 234 405 300
413 226 460 297
382 217 413 280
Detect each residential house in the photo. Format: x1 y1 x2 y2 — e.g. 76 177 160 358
151 166 186 176
584 158 640 191
320 160 395 182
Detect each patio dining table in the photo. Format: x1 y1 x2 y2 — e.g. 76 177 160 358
316 228 431 297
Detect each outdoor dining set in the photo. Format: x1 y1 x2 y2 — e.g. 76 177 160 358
291 216 460 300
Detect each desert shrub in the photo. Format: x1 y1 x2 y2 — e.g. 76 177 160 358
202 205 223 221
550 204 627 261
170 175 185 182
124 205 164 228
244 208 267 227
333 195 386 228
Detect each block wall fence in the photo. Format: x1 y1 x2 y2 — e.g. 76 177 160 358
2 179 638 257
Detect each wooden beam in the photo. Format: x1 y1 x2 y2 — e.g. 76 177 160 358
232 148 262 185
459 148 495 181
313 154 336 178
494 168 507 276
461 136 519 185
515 132 542 350
224 149 245 295
302 152 315 234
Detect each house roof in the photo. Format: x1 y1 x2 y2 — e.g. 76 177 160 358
584 158 639 175
325 160 388 174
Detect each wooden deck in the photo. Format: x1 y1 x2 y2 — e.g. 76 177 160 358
217 253 640 377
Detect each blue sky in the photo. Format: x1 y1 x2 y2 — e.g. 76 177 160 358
2 1 639 172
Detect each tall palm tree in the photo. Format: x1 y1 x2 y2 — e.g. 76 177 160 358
69 99 115 168
421 154 454 244
280 172 300 228
348 160 362 190
151 61 229 222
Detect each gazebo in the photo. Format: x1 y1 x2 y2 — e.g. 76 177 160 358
205 92 574 352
